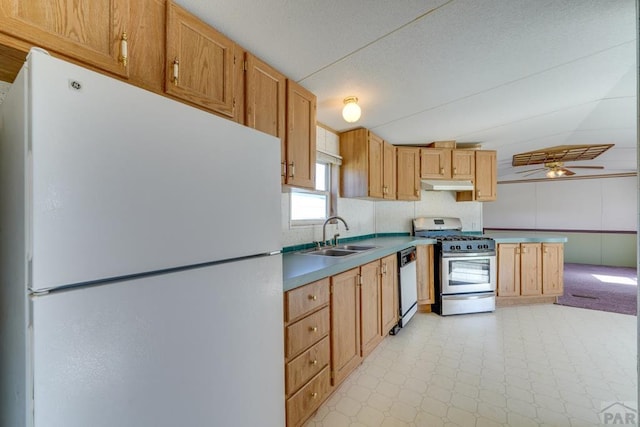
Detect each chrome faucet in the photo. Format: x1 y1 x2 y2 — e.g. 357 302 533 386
322 216 350 247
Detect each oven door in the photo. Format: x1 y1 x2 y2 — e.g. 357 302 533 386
440 253 496 295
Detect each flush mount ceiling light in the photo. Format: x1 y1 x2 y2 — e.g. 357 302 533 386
342 96 361 123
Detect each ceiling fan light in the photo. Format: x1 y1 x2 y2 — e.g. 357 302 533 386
342 96 361 123
546 169 556 178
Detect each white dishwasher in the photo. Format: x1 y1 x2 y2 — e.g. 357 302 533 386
397 246 417 329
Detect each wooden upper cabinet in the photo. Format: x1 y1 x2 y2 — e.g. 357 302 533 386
0 0 130 77
396 146 420 201
456 150 498 202
244 52 286 143
451 150 475 180
420 148 451 179
367 132 384 198
284 80 316 189
166 2 241 120
339 128 394 199
382 141 396 199
128 0 165 93
475 150 497 201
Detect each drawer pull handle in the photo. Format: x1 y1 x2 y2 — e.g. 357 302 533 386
309 326 318 332
309 294 317 301
310 359 318 365
310 392 318 399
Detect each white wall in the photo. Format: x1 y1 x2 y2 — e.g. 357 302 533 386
483 176 637 267
484 177 637 231
281 126 483 247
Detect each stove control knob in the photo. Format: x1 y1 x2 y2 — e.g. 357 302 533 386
467 245 472 250
456 245 461 250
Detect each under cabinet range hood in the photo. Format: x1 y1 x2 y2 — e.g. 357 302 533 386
421 180 474 191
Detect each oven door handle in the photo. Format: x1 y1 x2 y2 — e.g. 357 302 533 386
443 293 495 300
442 251 496 258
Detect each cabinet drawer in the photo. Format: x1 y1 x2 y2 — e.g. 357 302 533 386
285 278 329 322
285 307 329 358
286 336 330 395
286 366 331 427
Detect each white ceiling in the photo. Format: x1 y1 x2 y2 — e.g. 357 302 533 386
0 1 634 181
176 0 637 181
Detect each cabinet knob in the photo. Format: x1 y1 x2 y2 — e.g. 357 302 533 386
440 167 444 174
289 162 295 178
309 326 318 332
310 359 318 365
309 294 317 301
310 392 318 399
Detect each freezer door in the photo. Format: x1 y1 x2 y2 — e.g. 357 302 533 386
30 255 284 427
25 51 281 291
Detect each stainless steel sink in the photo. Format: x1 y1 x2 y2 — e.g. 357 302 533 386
302 244 379 257
304 248 358 257
335 244 379 251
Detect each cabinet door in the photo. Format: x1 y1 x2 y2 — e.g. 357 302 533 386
542 243 564 295
285 80 316 189
330 268 362 386
396 147 420 201
0 0 129 77
382 141 396 199
520 243 542 296
381 254 398 335
451 150 475 180
166 3 240 119
367 132 384 198
245 53 285 142
360 261 382 358
475 150 497 201
420 148 451 179
128 0 165 93
497 244 520 296
416 245 435 304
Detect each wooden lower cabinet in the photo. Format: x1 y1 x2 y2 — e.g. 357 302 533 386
360 261 383 358
284 254 403 426
330 268 362 386
286 367 331 427
497 242 564 303
284 278 331 427
542 243 564 295
416 245 435 305
380 254 399 335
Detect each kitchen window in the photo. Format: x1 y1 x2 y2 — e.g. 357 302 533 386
290 162 333 225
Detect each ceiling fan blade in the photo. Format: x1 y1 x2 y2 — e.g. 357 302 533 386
567 165 604 169
560 168 576 176
516 167 544 174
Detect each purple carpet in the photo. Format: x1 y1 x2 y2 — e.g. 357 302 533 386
555 263 638 316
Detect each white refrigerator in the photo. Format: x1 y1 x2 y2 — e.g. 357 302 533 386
0 50 285 427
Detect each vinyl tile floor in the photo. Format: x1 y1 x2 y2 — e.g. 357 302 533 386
304 304 637 427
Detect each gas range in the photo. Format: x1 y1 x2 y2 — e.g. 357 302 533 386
413 218 495 254
413 217 497 316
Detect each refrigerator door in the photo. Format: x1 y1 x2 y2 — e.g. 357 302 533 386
30 255 284 427
25 51 281 291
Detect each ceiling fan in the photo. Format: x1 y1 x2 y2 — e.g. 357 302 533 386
516 161 604 178
512 144 613 178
